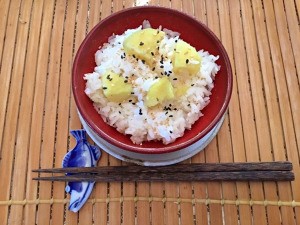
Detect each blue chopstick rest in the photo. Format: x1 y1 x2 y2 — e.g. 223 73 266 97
62 129 101 212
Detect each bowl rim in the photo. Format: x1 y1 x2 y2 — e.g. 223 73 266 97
72 6 233 154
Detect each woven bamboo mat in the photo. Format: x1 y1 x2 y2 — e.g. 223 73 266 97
0 0 299 224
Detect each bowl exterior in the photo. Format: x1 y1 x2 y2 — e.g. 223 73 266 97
72 6 232 154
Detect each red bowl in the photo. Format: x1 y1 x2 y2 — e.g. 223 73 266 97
72 6 232 154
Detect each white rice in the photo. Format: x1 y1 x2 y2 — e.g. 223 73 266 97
84 24 220 145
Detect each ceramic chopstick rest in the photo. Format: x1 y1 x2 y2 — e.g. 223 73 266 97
62 129 101 212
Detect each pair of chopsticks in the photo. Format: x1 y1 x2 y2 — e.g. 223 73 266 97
32 161 294 182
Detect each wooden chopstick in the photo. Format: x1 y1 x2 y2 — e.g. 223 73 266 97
32 161 292 174
32 161 294 182
33 170 294 182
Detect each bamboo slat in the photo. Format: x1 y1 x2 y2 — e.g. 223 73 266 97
93 153 109 225
0 0 299 225
0 0 22 217
160 0 171 8
267 0 300 223
227 1 254 224
284 0 300 94
8 0 34 224
217 0 240 224
50 0 75 222
22 2 46 225
148 0 160 6
192 154 209 225
191 3 210 225
205 1 225 224
238 1 269 224
150 182 165 225
19 2 45 224
0 0 10 64
122 180 135 225
0 0 20 157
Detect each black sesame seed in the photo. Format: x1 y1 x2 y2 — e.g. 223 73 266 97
173 78 177 80
169 130 173 133
103 87 107 90
169 71 172 74
187 104 191 106
157 46 160 50
186 59 189 64
160 65 164 68
129 99 132 102
119 103 121 106
151 52 154 56
118 42 121 44
125 76 128 79
169 104 172 107
119 111 121 114
157 40 160 43
174 108 177 110
191 84 195 86
139 42 144 46
132 102 136 105
164 71 167 75
161 72 164 75
133 54 136 58
139 109 143 115
152 67 155 71
141 60 145 64
131 92 134 94
169 115 173 117
175 39 178 43
165 111 169 115
174 48 176 51
155 76 158 79
136 58 139 61
124 80 128 83
106 74 111 79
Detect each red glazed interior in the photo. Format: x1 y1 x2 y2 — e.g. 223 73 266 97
72 6 232 154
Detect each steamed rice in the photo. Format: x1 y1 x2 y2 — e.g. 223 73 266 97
84 23 220 145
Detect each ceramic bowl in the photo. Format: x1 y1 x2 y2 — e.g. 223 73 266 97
72 6 232 158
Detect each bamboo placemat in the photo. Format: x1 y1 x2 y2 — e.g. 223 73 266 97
0 0 299 224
